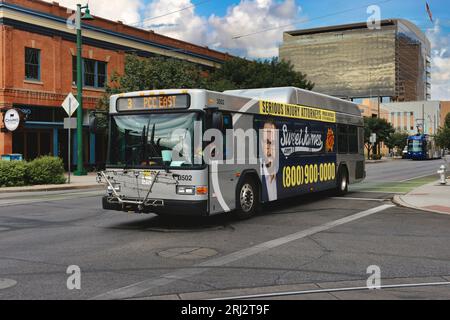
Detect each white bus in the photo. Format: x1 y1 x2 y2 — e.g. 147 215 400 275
97 87 365 219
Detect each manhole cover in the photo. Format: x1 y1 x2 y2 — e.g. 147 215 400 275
157 247 218 260
0 278 17 290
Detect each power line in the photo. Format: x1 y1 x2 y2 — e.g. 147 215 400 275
232 0 395 40
128 0 212 27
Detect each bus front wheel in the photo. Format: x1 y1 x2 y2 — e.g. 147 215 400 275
336 166 348 196
234 178 259 220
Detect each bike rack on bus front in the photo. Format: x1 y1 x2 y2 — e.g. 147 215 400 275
98 170 179 211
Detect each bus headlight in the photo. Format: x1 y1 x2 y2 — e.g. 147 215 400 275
176 186 195 195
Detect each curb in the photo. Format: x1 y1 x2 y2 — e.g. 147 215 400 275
0 184 104 194
392 194 450 216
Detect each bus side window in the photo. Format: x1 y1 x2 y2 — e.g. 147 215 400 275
338 125 348 154
348 125 358 154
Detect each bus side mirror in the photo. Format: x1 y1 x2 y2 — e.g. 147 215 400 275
211 111 223 131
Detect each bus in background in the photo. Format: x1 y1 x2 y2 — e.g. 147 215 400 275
407 134 440 160
95 87 365 219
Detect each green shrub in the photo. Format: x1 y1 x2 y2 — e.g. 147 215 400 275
26 156 66 185
0 160 28 187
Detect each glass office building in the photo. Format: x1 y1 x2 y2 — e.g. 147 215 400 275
279 19 431 102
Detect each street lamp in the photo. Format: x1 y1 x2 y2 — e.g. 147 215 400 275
74 3 94 176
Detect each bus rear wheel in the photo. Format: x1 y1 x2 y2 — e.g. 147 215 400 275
234 178 259 220
336 166 348 196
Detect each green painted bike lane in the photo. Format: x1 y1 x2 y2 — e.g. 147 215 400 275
350 175 438 194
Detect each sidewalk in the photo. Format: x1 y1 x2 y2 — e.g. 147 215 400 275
393 179 450 215
0 172 104 194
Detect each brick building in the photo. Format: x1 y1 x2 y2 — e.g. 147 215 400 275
0 0 230 168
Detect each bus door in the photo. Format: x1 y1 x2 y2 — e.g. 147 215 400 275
206 111 236 214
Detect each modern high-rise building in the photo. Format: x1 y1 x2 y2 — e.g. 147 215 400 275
280 19 431 103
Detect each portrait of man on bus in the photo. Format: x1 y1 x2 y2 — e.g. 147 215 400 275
261 120 278 202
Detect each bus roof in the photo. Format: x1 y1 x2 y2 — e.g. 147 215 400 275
109 87 362 118
224 87 361 117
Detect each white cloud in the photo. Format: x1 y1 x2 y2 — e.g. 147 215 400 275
208 0 300 58
45 0 302 59
43 0 143 24
142 0 208 45
426 20 450 101
141 0 301 58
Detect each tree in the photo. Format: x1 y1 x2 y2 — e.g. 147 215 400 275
364 117 395 160
445 112 450 129
98 55 315 110
206 57 314 91
385 130 409 156
98 54 207 109
435 112 450 151
435 127 450 150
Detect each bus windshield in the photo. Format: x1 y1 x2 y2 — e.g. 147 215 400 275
108 112 201 168
408 139 423 152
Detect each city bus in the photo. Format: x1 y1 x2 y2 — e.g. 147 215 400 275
407 134 440 160
97 87 365 219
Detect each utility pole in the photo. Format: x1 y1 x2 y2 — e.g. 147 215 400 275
422 103 425 134
74 3 93 176
377 96 381 155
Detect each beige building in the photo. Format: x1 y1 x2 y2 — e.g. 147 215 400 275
357 100 450 156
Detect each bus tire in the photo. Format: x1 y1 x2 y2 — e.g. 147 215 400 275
233 177 259 220
336 166 348 196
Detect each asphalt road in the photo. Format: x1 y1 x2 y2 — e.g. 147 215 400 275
364 156 449 182
0 159 449 300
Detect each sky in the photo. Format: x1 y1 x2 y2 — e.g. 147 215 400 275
46 0 449 100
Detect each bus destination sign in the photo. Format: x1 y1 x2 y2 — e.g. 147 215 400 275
117 94 190 112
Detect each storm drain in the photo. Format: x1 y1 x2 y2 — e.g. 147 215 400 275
157 247 218 260
0 278 17 290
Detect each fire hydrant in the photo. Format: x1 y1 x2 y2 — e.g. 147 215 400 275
437 165 447 185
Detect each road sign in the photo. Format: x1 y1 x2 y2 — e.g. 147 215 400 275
62 93 79 185
62 93 79 117
64 118 77 129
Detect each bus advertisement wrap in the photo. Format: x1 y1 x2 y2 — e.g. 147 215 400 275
256 116 337 202
259 100 336 123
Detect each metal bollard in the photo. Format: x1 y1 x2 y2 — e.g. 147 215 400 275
437 165 447 185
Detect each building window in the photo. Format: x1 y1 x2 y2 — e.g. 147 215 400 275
72 56 107 88
25 47 40 80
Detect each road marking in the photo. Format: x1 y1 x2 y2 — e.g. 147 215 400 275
0 278 17 290
91 204 394 300
330 197 385 202
211 281 450 300
399 174 436 183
